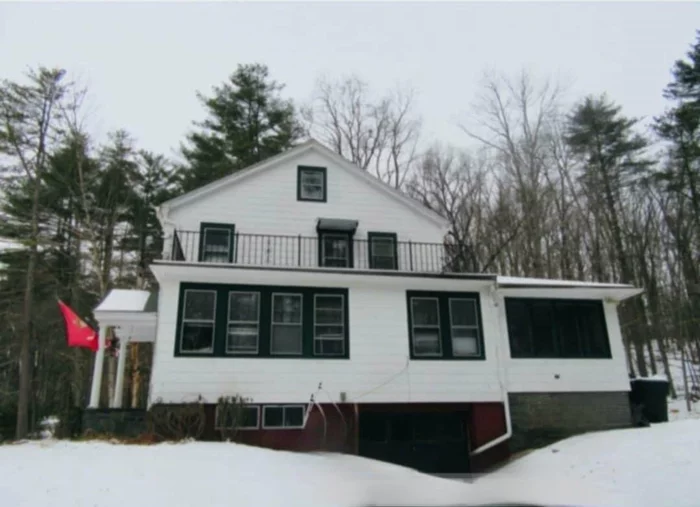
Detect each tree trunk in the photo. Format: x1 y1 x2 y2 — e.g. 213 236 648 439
16 172 41 439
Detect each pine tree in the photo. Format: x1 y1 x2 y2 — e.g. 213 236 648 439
565 94 653 377
178 63 305 192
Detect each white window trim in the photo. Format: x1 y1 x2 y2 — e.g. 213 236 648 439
370 237 396 269
321 233 350 267
313 294 345 357
226 291 261 355
179 289 217 354
300 169 325 200
270 293 304 356
202 227 233 262
214 405 260 431
262 405 306 430
448 297 480 357
410 297 442 357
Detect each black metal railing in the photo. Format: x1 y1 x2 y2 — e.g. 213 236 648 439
162 230 470 274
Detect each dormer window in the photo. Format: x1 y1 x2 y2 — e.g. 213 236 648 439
297 166 327 202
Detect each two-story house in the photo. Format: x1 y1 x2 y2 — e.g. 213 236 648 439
88 139 642 473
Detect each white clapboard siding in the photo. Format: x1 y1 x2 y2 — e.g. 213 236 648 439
149 278 504 405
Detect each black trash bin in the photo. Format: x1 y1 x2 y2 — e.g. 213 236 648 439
629 378 669 423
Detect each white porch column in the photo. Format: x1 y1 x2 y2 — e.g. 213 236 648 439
111 337 129 408
88 326 108 408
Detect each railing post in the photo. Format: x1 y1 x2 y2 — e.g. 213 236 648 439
408 240 414 271
297 235 302 267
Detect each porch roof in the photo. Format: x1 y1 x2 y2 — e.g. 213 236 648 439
93 289 158 342
496 275 644 301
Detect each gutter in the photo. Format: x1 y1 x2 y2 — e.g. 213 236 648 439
470 283 512 456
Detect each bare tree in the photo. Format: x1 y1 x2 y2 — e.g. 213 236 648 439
303 75 422 188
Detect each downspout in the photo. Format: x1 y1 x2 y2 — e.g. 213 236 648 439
470 283 513 456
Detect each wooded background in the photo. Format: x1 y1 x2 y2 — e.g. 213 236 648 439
1 33 699 440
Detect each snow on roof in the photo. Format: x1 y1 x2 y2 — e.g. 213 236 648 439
496 275 634 289
94 289 156 313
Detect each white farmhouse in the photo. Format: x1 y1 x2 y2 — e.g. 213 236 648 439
89 139 642 473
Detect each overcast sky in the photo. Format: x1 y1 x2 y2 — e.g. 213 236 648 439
1 1 699 159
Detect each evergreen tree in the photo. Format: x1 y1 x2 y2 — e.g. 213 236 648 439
178 63 304 192
565 94 653 376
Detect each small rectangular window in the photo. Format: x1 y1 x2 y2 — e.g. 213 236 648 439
297 166 326 202
314 294 345 356
321 233 351 267
200 223 235 263
410 297 442 357
270 294 303 355
180 290 216 353
227 292 260 354
215 405 260 430
263 405 305 429
368 232 398 270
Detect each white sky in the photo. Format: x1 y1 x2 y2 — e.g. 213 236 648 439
1 1 698 159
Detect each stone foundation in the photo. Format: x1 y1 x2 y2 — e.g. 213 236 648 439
508 391 632 452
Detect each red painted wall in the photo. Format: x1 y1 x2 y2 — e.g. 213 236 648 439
468 402 510 472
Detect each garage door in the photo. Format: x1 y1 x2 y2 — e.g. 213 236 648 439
358 410 470 473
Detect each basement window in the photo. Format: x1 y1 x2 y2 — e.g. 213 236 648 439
262 405 305 429
215 405 260 430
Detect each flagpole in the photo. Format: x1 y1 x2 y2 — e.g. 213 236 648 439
88 326 107 409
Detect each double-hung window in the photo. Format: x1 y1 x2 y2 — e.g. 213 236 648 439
406 291 484 360
176 284 349 359
199 222 235 263
297 166 327 202
270 294 303 355
227 291 260 354
368 232 398 270
180 290 217 354
314 294 345 356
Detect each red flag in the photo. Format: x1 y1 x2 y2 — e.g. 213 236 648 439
58 300 98 352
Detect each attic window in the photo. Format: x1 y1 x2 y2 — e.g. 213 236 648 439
297 166 327 202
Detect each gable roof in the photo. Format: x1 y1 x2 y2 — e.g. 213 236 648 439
157 138 449 229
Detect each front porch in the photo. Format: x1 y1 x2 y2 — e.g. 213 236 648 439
89 289 158 409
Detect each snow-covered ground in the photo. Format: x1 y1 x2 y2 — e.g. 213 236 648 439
2 419 700 507
489 419 700 507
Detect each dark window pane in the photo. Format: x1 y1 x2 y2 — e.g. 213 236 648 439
449 299 477 327
184 291 215 320
229 292 259 322
264 407 284 427
241 407 259 428
271 325 302 355
203 228 231 262
315 296 343 324
314 339 344 356
322 235 349 267
555 302 583 358
284 406 304 427
579 303 610 357
412 298 439 326
272 295 302 323
181 323 214 352
227 324 258 353
530 301 557 357
506 299 533 357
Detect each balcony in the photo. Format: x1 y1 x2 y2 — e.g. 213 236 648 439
161 230 472 274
